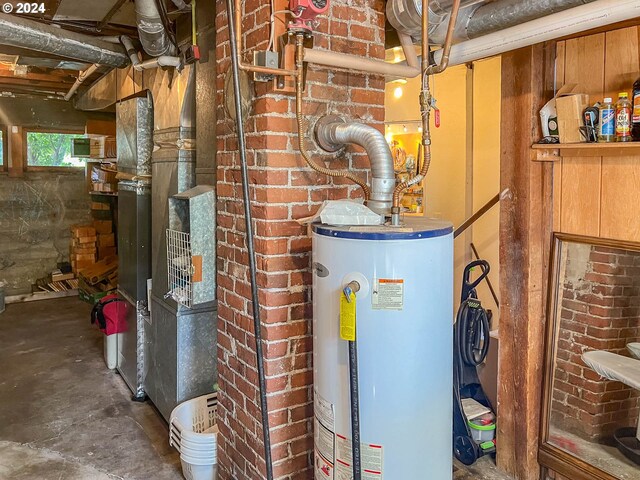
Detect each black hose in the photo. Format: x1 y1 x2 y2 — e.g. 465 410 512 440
455 299 491 368
226 1 273 478
349 339 362 480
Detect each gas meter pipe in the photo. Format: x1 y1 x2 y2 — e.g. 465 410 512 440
226 1 274 478
295 35 371 200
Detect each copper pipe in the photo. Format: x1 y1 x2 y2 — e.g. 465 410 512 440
391 0 462 225
428 0 462 75
232 0 298 77
294 35 371 200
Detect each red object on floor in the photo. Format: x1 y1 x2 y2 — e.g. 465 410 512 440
91 294 129 335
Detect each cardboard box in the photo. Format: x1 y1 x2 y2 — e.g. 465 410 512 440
540 84 589 143
93 220 113 234
98 233 115 247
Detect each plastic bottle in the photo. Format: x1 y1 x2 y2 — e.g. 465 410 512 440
632 76 640 141
599 98 616 143
616 92 632 142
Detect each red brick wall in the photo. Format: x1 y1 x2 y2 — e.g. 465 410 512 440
552 245 640 440
214 1 386 478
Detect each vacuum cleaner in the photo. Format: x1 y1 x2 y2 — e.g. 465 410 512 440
453 260 497 465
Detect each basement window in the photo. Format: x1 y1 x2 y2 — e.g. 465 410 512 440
26 131 84 168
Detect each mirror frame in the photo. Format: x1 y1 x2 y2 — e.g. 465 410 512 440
539 233 640 480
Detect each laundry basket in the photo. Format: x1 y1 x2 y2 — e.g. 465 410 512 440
170 393 218 480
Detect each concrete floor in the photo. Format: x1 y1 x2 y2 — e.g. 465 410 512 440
0 297 182 480
0 296 512 480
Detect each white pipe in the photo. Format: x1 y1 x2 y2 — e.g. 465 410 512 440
138 55 182 69
398 32 419 70
304 47 420 78
436 0 640 67
64 63 100 101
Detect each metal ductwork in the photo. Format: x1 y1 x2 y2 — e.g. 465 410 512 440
387 0 596 45
135 0 177 57
315 116 396 214
0 13 129 68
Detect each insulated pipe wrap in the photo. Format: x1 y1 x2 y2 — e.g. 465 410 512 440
135 0 176 57
316 120 395 213
466 0 595 38
0 13 129 68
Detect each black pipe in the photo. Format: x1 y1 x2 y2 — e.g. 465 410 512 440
349 339 362 480
226 1 274 479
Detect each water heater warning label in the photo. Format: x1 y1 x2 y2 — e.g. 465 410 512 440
335 434 384 479
372 279 404 310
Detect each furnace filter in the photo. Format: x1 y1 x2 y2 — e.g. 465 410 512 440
312 218 454 479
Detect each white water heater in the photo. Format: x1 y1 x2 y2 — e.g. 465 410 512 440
312 218 454 480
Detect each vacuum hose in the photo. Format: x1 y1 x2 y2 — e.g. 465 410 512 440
294 35 371 200
455 299 491 367
226 0 273 478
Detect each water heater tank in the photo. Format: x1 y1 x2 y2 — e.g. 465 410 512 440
312 218 454 479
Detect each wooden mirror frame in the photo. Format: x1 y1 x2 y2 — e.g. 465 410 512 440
539 233 640 480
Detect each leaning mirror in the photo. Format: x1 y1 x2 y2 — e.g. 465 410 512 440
540 234 640 480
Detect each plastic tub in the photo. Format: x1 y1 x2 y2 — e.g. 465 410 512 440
180 458 217 480
468 413 496 444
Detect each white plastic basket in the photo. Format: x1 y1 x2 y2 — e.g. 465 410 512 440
170 393 218 480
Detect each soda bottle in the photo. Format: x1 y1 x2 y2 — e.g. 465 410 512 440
632 76 640 141
599 98 615 143
616 92 632 142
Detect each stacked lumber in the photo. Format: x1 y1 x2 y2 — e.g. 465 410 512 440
70 225 97 274
78 256 118 295
91 163 117 193
94 220 116 260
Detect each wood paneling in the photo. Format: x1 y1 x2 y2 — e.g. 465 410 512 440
551 25 640 242
600 157 640 240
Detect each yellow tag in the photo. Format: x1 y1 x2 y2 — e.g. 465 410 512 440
340 292 356 341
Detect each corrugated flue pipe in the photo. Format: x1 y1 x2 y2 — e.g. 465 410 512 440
314 117 395 215
135 0 176 57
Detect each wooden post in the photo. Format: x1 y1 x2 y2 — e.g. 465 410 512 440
498 43 556 480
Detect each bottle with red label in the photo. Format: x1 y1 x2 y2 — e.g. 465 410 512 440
632 76 640 141
616 92 632 142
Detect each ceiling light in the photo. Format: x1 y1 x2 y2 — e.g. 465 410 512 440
394 87 403 99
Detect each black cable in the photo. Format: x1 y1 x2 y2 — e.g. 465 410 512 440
455 299 491 368
349 339 362 480
226 1 273 478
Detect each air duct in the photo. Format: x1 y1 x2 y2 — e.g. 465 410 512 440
315 116 396 214
0 12 129 68
387 0 596 45
135 0 176 57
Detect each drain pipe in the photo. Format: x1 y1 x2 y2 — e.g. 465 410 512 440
64 63 100 101
108 35 182 71
226 0 273 479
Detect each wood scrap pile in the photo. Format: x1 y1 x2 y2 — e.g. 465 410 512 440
31 264 78 294
78 256 118 295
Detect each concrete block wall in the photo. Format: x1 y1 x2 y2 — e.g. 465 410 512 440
214 0 385 478
552 246 640 440
0 171 90 295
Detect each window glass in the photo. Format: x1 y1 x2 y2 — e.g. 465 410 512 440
26 132 83 167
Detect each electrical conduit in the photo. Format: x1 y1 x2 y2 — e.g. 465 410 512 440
225 0 274 478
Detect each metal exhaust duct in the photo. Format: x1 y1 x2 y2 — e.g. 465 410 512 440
0 13 129 68
315 116 396 214
135 0 177 57
387 0 596 45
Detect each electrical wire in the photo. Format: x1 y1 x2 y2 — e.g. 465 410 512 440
268 9 301 52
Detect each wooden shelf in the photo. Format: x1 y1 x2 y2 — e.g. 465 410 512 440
532 142 640 161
